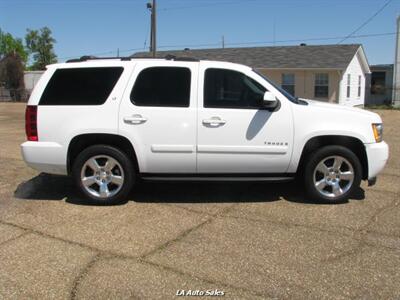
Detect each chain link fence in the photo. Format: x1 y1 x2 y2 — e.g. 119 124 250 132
0 87 29 102
0 86 30 102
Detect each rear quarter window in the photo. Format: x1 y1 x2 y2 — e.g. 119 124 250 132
39 67 123 105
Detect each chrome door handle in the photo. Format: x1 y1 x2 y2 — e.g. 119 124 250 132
202 117 226 126
123 114 147 124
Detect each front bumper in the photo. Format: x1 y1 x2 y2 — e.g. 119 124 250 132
21 141 67 175
365 141 389 180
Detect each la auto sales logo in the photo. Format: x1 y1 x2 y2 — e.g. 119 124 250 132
176 289 225 297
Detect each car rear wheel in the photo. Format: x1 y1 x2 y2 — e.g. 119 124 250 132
72 145 134 205
304 145 362 203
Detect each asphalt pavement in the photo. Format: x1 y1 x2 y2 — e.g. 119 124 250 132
0 103 399 299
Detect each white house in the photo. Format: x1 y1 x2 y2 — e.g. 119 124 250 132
338 47 370 106
24 70 44 94
133 44 371 106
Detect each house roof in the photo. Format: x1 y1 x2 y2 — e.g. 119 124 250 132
131 44 362 70
370 64 393 70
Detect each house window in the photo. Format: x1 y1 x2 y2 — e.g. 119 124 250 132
346 74 351 98
358 75 362 98
314 73 328 98
281 73 295 96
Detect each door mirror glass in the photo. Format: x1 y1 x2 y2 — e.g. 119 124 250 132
263 91 278 108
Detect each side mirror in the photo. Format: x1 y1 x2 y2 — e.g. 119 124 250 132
263 91 278 109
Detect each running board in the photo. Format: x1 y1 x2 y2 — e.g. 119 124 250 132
140 176 295 182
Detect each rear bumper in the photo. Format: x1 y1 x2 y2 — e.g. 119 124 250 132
21 141 67 175
368 177 377 186
365 141 389 180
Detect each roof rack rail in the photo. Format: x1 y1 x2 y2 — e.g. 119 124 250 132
66 56 133 63
65 54 199 63
164 54 199 62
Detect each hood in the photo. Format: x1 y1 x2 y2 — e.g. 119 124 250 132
300 98 381 121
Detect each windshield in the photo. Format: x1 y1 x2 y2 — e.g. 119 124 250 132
252 69 299 104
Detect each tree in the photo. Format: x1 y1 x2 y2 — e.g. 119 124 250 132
25 27 57 70
0 28 28 64
0 53 25 101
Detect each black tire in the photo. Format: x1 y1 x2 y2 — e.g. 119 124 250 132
303 145 362 204
72 145 135 205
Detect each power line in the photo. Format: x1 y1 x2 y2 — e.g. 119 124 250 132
157 0 259 12
58 47 144 60
59 32 395 61
154 32 396 50
157 0 383 12
158 42 220 49
337 0 394 44
228 32 396 47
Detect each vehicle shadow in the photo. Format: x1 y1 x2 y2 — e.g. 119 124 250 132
14 173 365 206
246 110 272 140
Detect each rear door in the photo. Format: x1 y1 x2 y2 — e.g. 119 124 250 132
119 61 198 173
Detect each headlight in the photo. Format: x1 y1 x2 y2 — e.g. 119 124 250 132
372 123 383 142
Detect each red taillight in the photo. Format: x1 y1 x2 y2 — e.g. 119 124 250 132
25 106 38 141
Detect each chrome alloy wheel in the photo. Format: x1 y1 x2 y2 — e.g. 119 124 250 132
313 155 355 199
80 155 124 199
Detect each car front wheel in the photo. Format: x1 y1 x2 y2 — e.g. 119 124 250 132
304 145 362 203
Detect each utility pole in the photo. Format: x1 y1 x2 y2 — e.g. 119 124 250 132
147 0 157 57
393 15 400 107
222 35 225 48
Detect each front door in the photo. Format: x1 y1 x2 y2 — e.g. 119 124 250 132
197 62 294 174
119 61 198 173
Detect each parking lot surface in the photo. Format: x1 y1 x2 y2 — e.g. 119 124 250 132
0 103 399 299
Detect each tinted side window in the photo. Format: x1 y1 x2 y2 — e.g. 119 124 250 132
39 67 123 105
204 68 266 109
131 67 191 107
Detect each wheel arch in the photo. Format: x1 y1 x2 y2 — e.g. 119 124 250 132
67 133 139 175
297 135 368 180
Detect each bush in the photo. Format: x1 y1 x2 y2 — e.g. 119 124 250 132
0 53 25 101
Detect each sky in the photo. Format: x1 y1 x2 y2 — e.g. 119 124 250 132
0 0 399 65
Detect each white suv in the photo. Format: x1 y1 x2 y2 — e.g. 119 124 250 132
21 56 389 204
